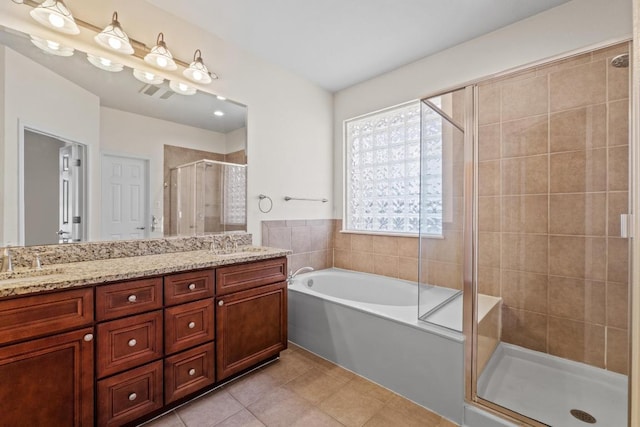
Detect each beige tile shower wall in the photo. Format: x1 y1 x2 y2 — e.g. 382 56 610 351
262 220 334 273
478 42 630 374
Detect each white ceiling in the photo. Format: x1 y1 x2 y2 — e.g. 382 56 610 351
148 0 571 92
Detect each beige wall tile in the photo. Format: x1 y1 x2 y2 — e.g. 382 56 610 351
427 261 462 290
501 115 548 158
268 227 292 250
501 234 548 274
535 53 591 76
608 192 629 236
478 267 501 297
501 307 547 352
608 100 629 146
351 251 374 274
549 193 606 236
550 104 606 152
606 282 629 329
501 270 548 313
372 236 398 256
479 124 501 161
289 253 311 273
607 327 629 374
548 276 605 324
478 84 500 125
608 146 629 191
608 61 630 102
425 230 462 264
548 317 605 367
501 195 548 234
607 238 629 284
397 237 419 258
549 236 606 280
479 196 501 232
591 42 629 61
373 255 399 278
334 249 351 270
502 75 548 121
398 257 418 282
501 155 548 195
478 232 501 269
478 160 501 196
550 60 606 112
352 234 373 253
334 231 352 251
291 226 312 253
549 149 607 193
310 225 330 251
309 250 330 270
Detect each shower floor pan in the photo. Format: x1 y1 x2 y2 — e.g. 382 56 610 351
478 342 627 427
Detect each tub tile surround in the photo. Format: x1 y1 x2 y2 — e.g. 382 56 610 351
144 343 458 427
478 42 630 374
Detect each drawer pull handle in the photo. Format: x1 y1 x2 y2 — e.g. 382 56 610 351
188 321 196 329
188 283 196 290
218 300 224 306
83 334 93 342
128 339 137 347
188 368 196 376
128 393 137 401
128 295 137 303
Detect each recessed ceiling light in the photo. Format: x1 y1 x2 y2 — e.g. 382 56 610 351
216 95 226 101
213 111 225 117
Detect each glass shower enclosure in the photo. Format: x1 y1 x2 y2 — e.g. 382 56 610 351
169 159 247 236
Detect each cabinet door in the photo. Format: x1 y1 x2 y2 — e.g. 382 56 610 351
0 327 94 426
216 282 287 381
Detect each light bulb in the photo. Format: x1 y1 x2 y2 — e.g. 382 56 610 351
192 70 203 81
100 57 112 66
48 13 65 28
214 111 224 117
156 56 168 68
46 40 60 50
108 37 122 50
144 72 155 81
178 83 188 91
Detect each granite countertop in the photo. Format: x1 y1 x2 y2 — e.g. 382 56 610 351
0 246 291 298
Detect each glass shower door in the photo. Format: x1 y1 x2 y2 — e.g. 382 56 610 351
473 42 630 426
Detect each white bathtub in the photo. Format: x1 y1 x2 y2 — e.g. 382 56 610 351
287 268 466 424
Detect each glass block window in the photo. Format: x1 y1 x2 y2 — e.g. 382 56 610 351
420 97 444 235
222 164 247 225
345 100 442 235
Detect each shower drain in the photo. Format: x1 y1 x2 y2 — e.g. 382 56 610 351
570 409 596 424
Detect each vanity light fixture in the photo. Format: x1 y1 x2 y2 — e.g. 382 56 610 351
169 80 197 96
133 69 164 85
183 49 212 84
87 54 124 73
30 35 74 57
30 0 80 35
144 33 177 71
94 12 134 55
213 110 225 117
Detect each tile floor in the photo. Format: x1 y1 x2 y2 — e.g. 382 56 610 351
143 342 458 427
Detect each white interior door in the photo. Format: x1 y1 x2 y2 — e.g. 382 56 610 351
101 154 148 240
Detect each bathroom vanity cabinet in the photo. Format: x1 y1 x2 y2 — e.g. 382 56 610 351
0 255 287 427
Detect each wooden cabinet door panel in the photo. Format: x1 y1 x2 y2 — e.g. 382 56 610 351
97 310 163 378
0 327 94 427
216 282 287 381
165 299 214 355
97 360 163 427
96 277 162 321
216 257 287 296
0 287 93 344
164 269 214 306
164 342 215 404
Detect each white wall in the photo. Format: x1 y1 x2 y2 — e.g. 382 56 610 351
1 46 100 245
0 0 335 245
225 127 247 154
333 0 633 216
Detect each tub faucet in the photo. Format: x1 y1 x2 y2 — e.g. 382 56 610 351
287 266 314 285
1 247 13 273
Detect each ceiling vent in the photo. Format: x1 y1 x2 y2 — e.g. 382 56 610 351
138 84 174 99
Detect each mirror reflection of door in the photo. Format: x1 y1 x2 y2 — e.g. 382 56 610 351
101 154 149 240
23 130 86 245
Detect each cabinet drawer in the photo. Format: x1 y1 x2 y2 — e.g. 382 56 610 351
96 277 163 321
216 257 287 296
0 288 93 344
165 299 214 355
164 270 214 306
164 342 215 404
97 360 163 427
97 311 163 378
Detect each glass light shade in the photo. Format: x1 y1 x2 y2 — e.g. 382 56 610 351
30 35 74 56
30 0 80 35
144 33 177 71
183 49 212 84
133 68 164 85
169 80 196 96
87 54 123 72
94 12 134 55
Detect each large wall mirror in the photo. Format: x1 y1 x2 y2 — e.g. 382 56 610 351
0 24 247 247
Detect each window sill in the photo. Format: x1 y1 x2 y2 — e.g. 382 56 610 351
339 229 444 240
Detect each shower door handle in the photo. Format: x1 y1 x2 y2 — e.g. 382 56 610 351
620 214 633 238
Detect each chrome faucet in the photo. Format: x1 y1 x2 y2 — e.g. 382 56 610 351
287 266 314 285
1 247 13 273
